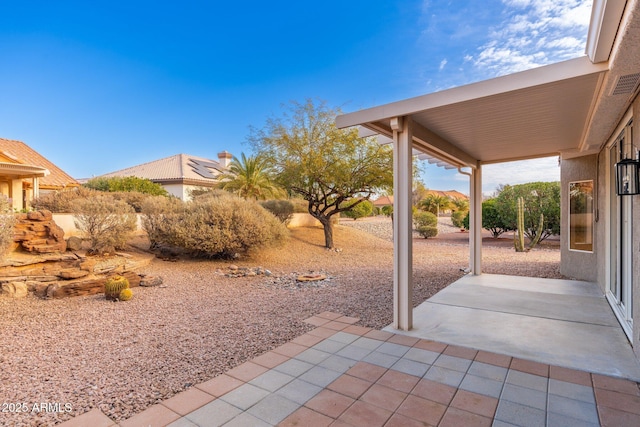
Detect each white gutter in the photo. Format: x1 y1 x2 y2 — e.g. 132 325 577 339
586 0 627 63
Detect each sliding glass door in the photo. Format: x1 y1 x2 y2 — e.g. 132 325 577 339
608 123 634 340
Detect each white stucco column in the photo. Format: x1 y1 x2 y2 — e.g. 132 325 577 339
10 179 22 211
392 116 413 330
32 177 40 199
470 165 482 274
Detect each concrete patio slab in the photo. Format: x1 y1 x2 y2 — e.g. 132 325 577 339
384 274 640 381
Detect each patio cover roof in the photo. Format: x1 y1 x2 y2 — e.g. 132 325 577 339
336 56 609 168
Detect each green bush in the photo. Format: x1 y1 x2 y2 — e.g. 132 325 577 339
162 193 288 257
342 200 373 220
417 225 438 238
381 205 393 217
451 210 467 228
140 196 184 249
260 200 294 224
84 176 168 196
463 211 469 230
414 211 438 239
71 195 137 254
0 195 16 254
414 211 437 228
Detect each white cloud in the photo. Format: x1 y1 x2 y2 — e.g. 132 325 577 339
481 156 560 196
439 58 448 71
468 0 592 76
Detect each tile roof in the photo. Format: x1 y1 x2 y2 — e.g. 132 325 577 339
100 153 225 184
373 195 393 206
425 190 469 200
0 138 79 189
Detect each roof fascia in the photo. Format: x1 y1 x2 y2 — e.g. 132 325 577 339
585 0 627 63
336 57 609 129
359 120 477 169
0 162 50 178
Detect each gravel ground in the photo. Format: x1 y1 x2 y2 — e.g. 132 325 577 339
0 218 562 426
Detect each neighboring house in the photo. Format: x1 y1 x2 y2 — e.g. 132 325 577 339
372 195 393 208
337 0 640 363
374 190 468 209
0 138 80 211
424 189 468 202
98 151 232 200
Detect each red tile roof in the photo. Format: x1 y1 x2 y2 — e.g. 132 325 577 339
0 138 79 189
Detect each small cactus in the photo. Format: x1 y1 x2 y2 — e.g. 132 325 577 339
118 288 133 301
104 275 130 301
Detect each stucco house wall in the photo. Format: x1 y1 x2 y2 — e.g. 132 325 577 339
560 155 599 282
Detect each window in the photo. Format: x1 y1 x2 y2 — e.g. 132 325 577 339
569 180 594 252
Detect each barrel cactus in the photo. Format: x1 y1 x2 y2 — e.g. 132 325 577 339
118 288 133 301
104 275 130 301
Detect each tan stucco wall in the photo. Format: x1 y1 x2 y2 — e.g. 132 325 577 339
288 213 322 228
53 214 145 238
560 155 599 282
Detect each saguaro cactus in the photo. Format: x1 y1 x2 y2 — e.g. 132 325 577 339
528 213 545 250
514 196 545 252
514 197 526 252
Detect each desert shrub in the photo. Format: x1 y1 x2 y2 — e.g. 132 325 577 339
162 193 288 257
451 210 467 228
84 176 168 196
414 211 438 239
190 188 233 200
260 200 294 224
342 200 373 220
417 226 438 238
32 187 98 213
140 196 184 249
290 197 310 213
381 205 393 217
110 191 152 213
71 194 137 254
0 195 16 254
414 211 437 228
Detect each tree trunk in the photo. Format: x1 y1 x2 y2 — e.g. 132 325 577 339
319 216 334 248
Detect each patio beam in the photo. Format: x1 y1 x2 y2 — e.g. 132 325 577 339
410 120 478 169
392 116 413 331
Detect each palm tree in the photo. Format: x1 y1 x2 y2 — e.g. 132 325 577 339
218 153 284 200
421 194 452 217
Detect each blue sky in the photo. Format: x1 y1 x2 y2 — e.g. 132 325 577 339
1 0 592 194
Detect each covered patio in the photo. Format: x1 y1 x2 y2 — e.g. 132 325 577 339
384 274 640 382
0 162 48 211
335 0 640 386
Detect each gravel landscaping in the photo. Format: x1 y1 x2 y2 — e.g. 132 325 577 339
0 217 563 426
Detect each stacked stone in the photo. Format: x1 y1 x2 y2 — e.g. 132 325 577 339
12 210 66 253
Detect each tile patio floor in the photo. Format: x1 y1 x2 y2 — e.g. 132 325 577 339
60 312 640 427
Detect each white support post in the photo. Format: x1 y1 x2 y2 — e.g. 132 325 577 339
33 177 39 199
10 179 22 211
470 166 482 275
392 116 413 330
